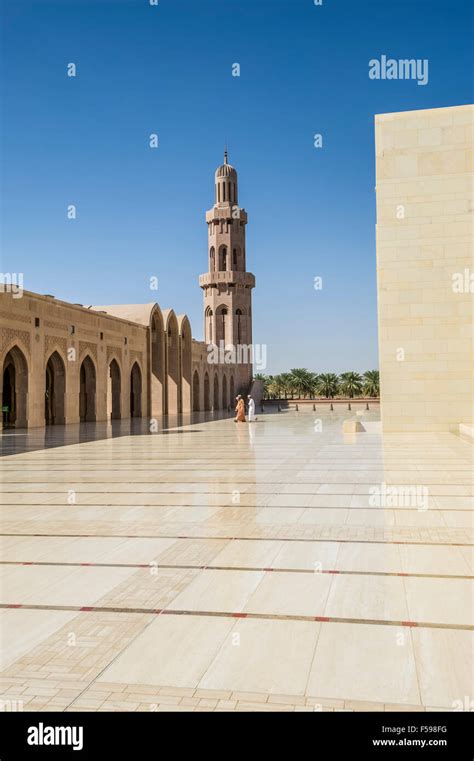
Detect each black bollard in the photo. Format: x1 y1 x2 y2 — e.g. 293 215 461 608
330 403 333 411
366 402 369 411
261 403 264 413
278 403 281 412
313 403 316 411
348 403 351 411
295 404 299 412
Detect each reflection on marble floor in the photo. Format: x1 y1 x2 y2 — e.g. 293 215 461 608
0 407 472 712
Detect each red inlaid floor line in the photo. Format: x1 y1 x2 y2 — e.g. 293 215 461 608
1 560 471 581
0 602 471 632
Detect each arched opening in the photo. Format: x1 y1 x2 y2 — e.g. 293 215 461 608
45 351 66 425
2 363 15 428
218 246 227 272
222 375 228 410
151 311 165 418
108 359 121 420
130 362 142 418
179 316 192 413
193 370 200 412
205 307 213 344
236 308 244 344
204 372 210 411
209 246 215 272
215 306 228 347
213 374 219 410
79 356 96 422
230 375 235 407
2 346 28 429
166 313 179 415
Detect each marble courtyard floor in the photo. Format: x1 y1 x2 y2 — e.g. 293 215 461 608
0 407 472 713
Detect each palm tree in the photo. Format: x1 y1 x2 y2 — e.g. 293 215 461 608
289 368 317 398
316 373 339 398
267 374 284 399
339 372 363 399
280 372 295 399
363 370 380 397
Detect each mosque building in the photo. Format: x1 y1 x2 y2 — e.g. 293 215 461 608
0 152 256 429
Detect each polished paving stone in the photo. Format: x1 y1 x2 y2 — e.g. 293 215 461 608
0 407 472 711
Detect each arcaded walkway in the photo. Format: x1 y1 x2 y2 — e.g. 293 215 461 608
0 407 472 712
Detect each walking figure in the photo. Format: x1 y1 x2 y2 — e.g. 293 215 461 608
234 394 246 423
247 395 256 422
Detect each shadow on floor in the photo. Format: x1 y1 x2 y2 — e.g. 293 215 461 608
0 410 234 456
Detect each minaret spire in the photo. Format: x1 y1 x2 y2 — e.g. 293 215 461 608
199 154 256 393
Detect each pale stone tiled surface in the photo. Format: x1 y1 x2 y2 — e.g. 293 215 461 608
0 609 78 670
244 571 333 617
167 569 265 613
0 410 472 711
324 574 409 622
411 628 474 708
97 615 236 689
306 622 421 705
198 618 321 696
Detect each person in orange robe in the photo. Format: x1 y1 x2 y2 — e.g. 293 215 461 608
234 395 246 422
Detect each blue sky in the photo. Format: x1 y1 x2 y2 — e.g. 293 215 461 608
2 0 472 374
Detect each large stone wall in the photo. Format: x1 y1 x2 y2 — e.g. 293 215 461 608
191 339 238 413
0 290 149 428
0 289 239 429
375 104 473 432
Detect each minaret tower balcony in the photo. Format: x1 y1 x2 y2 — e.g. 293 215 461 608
199 271 255 289
205 208 248 225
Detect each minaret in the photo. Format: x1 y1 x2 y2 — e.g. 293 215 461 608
199 151 255 392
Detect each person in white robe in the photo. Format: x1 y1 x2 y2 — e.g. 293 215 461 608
247 395 256 422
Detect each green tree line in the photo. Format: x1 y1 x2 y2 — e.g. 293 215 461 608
253 369 379 400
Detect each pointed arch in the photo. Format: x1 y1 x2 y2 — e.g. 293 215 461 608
205 306 213 344
204 371 210 411
45 350 66 425
163 309 179 415
150 305 165 418
108 358 121 420
1 344 29 428
178 314 192 414
215 305 228 347
193 370 200 412
232 246 241 270
218 245 227 271
130 362 142 418
213 373 219 410
235 307 246 345
222 374 228 410
79 355 96 422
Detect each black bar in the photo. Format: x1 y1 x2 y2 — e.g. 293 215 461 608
0 710 472 759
